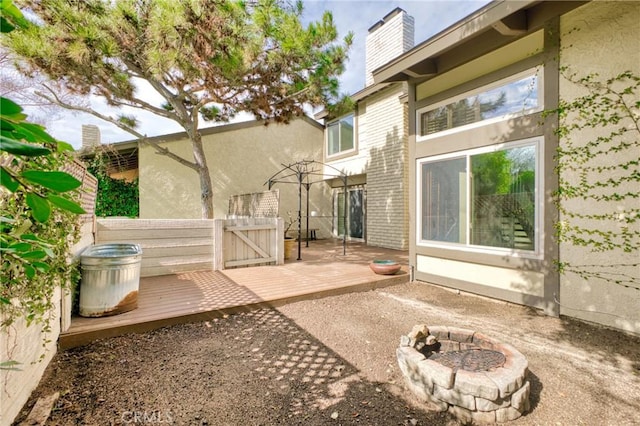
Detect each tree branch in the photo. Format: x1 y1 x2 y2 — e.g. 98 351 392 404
107 96 179 121
121 58 182 110
191 97 216 134
36 87 199 171
273 86 310 105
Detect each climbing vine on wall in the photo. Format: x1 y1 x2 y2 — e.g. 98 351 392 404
551 69 640 289
86 150 139 218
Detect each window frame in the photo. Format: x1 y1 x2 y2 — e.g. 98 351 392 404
416 68 544 142
326 113 356 159
416 136 544 259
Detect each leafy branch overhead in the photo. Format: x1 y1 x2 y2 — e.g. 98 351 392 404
4 0 353 218
1 98 84 222
1 95 85 326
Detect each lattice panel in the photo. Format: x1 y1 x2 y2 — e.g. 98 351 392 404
62 159 98 223
228 189 279 218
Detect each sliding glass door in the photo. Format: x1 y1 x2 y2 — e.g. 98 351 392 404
334 186 365 240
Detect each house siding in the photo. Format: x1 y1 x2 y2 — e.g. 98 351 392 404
400 0 639 334
364 85 409 250
324 84 409 250
558 1 640 334
322 7 413 250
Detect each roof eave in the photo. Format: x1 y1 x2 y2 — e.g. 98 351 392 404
372 0 570 84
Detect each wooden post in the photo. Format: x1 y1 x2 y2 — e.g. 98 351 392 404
213 219 225 270
276 217 284 265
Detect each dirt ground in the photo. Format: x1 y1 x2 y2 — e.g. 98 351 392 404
15 282 640 425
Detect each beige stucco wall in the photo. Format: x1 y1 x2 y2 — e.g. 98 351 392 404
139 118 333 238
558 1 640 335
417 255 545 297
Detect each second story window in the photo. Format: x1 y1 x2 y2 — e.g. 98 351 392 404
417 69 542 140
327 114 354 157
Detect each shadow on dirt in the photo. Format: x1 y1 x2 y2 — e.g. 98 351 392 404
17 309 456 425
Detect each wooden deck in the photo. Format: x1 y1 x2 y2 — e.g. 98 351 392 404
60 240 408 349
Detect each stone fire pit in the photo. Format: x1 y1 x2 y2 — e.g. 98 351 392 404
397 325 530 424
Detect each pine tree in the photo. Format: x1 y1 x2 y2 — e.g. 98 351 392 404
4 0 352 218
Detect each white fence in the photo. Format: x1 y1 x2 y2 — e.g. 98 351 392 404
96 217 283 276
96 219 215 277
214 217 283 270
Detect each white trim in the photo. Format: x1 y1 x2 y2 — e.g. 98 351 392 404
325 113 356 159
416 255 545 297
416 136 544 260
416 67 544 142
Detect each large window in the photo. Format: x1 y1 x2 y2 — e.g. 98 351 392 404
417 69 542 139
419 138 541 253
327 114 354 156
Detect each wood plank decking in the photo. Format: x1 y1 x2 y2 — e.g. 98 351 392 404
60 240 408 349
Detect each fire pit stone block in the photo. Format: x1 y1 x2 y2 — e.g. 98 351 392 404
422 359 454 389
485 367 526 399
433 384 476 410
428 325 450 340
496 406 524 423
397 325 530 423
448 326 475 343
473 332 498 350
475 395 511 412
454 369 500 401
510 380 531 412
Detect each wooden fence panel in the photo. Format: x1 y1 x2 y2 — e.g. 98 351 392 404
96 218 284 275
217 217 282 269
96 219 214 277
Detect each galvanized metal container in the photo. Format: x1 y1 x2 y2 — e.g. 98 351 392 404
79 243 143 317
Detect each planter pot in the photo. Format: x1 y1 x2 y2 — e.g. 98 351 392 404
284 238 296 260
369 260 401 275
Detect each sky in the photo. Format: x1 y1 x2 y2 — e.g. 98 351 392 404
39 0 490 149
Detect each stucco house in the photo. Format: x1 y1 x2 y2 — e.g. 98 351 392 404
350 1 638 334
86 116 334 237
139 117 330 221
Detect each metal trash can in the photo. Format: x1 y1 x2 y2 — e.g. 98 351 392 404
80 243 143 317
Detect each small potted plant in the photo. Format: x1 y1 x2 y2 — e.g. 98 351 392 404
283 212 298 260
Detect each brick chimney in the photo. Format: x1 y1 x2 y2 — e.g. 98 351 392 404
365 8 415 86
81 124 101 149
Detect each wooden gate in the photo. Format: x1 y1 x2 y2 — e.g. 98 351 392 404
214 217 283 270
